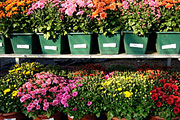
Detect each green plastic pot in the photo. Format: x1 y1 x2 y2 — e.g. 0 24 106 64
0 34 12 54
9 33 39 54
123 31 149 54
38 33 66 54
68 33 93 55
98 32 121 54
156 32 180 54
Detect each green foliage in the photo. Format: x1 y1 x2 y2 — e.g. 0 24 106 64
122 1 160 36
97 10 124 34
158 7 180 32
0 14 34 37
30 2 66 40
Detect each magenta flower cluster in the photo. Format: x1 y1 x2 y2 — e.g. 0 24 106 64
17 72 88 115
27 0 94 17
18 72 71 113
60 0 94 16
27 0 62 16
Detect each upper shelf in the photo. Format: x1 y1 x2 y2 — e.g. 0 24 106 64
0 52 180 58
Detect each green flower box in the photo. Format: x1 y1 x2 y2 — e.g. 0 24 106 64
68 33 93 55
38 33 66 54
9 33 39 54
156 32 180 54
123 31 149 54
0 34 12 54
98 32 121 54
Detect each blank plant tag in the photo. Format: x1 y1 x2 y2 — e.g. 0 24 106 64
44 46 57 51
0 42 3 47
17 44 29 49
74 44 87 48
4 118 16 120
162 44 176 49
103 43 116 48
129 43 143 48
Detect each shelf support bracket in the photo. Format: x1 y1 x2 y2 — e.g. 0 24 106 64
15 58 20 64
167 58 172 66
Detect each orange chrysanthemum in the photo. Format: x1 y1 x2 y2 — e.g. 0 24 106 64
166 0 173 3
109 2 116 10
0 0 38 18
98 2 106 8
104 0 111 4
92 10 99 18
165 3 174 8
117 3 122 8
100 12 107 19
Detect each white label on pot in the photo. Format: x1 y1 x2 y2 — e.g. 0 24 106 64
44 46 57 51
4 118 16 120
74 44 87 48
17 44 29 49
129 43 144 48
103 43 116 48
0 42 3 47
43 118 54 120
162 44 176 49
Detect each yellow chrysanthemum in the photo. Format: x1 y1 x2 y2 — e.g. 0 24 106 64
117 88 122 91
3 88 11 94
12 91 18 96
124 91 133 98
6 79 10 82
16 67 21 71
26 71 30 75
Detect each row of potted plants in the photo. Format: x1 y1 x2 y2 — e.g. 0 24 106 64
0 0 180 55
0 63 180 120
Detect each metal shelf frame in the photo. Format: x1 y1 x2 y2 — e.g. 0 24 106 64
0 53 179 66
0 53 180 59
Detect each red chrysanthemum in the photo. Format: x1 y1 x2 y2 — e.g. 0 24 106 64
152 93 158 101
163 83 171 89
174 107 179 114
175 98 180 107
172 84 178 91
156 87 161 92
166 97 174 105
168 88 172 92
150 90 156 94
159 91 165 96
156 101 162 107
174 91 179 96
160 79 166 83
162 95 168 102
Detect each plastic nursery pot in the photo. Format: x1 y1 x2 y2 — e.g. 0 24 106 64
123 31 149 54
0 112 25 120
111 117 135 120
34 112 62 120
9 33 40 54
37 33 67 54
98 32 121 54
68 114 97 120
148 115 180 120
68 32 94 55
156 32 180 54
0 34 13 54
